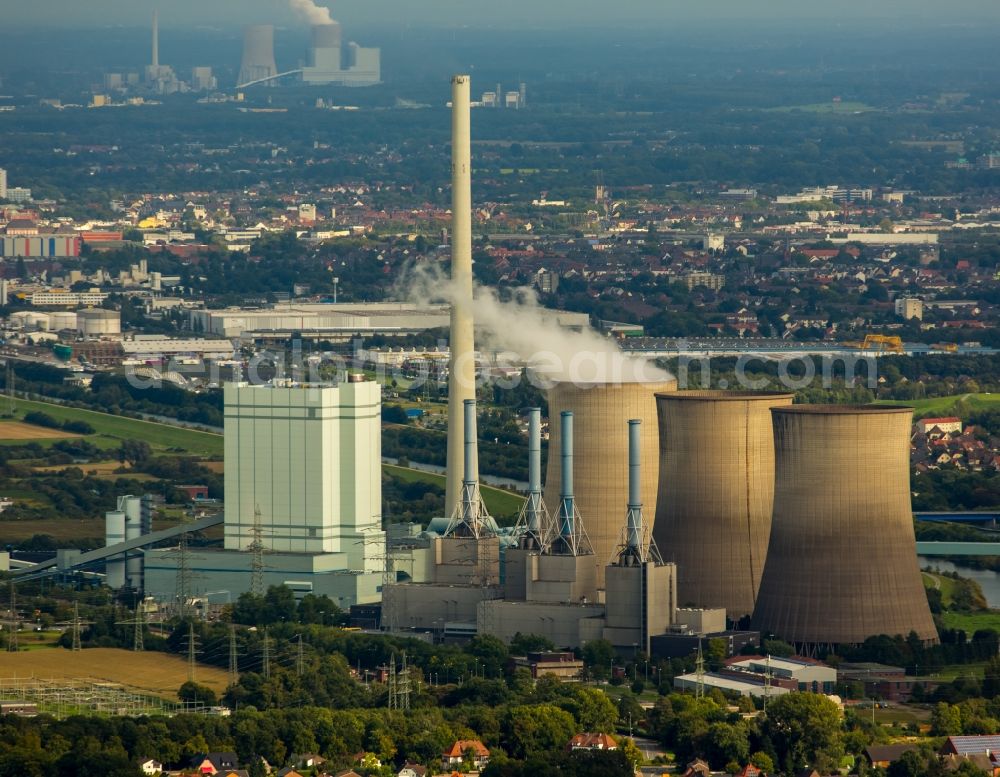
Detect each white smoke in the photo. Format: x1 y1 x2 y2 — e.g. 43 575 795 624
289 0 333 25
398 262 672 387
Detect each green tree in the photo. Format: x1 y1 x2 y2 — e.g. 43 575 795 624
178 681 219 707
705 722 750 769
570 687 618 733
582 639 615 681
762 692 844 773
501 704 577 759
750 751 774 773
931 702 963 736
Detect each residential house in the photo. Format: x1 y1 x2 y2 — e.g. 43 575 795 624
683 759 711 777
918 417 963 436
865 743 920 768
276 769 304 777
138 758 163 776
567 733 618 752
941 735 1000 757
442 740 490 771
192 753 240 775
732 765 765 777
940 753 1000 775
291 753 327 770
397 763 428 777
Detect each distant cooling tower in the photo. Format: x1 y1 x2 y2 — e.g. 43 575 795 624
751 405 939 648
544 377 676 588
653 390 794 618
239 25 278 86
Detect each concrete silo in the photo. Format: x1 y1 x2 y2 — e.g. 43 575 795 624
751 405 938 648
238 25 278 86
544 377 676 588
653 390 794 618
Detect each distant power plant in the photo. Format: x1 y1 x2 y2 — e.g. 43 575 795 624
236 21 381 88
238 25 279 87
300 22 381 86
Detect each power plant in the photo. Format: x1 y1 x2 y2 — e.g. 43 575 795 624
300 23 380 86
653 390 794 618
751 405 938 649
16 77 945 661
236 21 380 88
543 378 676 588
239 25 279 87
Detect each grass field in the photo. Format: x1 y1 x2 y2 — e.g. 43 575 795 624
939 610 1000 634
923 571 965 607
877 393 1000 418
0 421 80 441
8 398 223 458
0 517 106 544
383 463 525 519
0 647 231 699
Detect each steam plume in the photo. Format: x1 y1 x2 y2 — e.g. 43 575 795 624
289 0 333 25
399 263 671 386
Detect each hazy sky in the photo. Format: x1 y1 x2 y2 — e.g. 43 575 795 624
8 0 1000 28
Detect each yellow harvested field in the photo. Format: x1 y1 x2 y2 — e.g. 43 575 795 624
0 647 231 700
0 421 79 441
202 461 225 473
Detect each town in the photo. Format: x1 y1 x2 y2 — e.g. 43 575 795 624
1 4 1000 777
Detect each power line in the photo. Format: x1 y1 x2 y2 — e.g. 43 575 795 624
186 622 200 683
228 623 239 686
249 506 267 597
6 581 18 653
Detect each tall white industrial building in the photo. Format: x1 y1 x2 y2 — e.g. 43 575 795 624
223 379 382 571
144 377 385 607
0 168 7 200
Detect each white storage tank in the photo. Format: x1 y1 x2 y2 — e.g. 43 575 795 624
77 308 121 336
122 495 143 590
48 311 78 331
11 311 49 331
105 509 126 590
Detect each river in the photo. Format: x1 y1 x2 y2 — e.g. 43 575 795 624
919 557 1000 609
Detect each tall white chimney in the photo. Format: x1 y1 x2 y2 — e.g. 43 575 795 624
445 75 476 517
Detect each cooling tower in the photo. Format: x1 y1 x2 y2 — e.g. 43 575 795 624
653 390 794 618
239 25 278 86
751 405 938 648
544 377 676 588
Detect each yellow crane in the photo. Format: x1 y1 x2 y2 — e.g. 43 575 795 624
842 334 904 353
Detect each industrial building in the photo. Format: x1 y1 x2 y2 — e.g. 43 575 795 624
301 24 381 87
144 377 386 607
0 236 80 258
189 302 450 340
653 390 794 618
751 405 938 649
382 399 502 633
